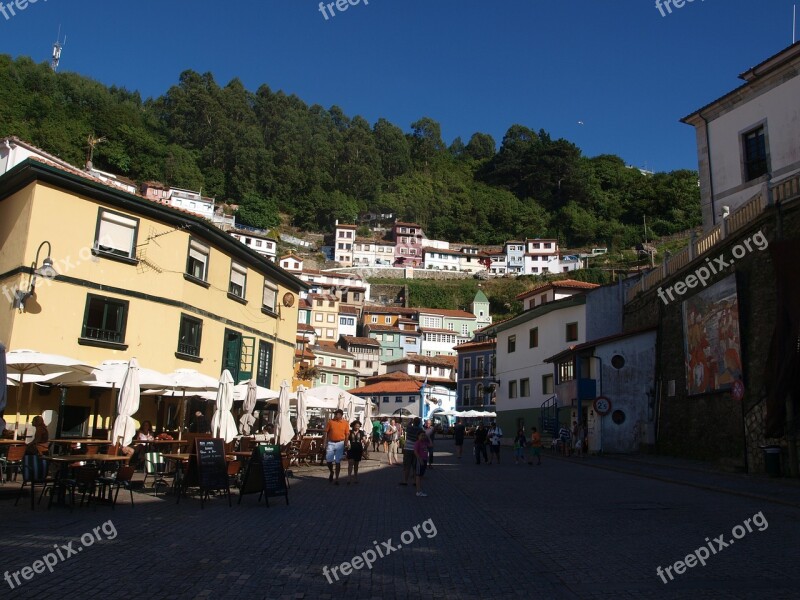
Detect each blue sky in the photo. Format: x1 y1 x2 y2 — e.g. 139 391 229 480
0 0 797 172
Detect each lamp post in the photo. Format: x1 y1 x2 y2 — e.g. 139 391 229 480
13 241 54 311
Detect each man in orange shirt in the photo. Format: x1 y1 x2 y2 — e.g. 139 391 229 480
324 409 349 485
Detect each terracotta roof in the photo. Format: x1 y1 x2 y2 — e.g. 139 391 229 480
307 293 339 302
336 223 357 229
364 325 405 334
279 253 303 261
313 344 354 358
516 279 600 300
297 322 316 332
339 305 360 315
294 348 316 360
363 306 419 316
340 336 381 347
298 299 311 309
393 221 422 228
423 247 461 256
454 340 496 351
383 355 457 369
417 308 476 319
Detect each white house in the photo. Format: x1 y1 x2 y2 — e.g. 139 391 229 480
523 238 559 275
229 230 278 261
352 238 396 266
516 279 599 312
504 241 526 274
485 251 508 276
334 221 357 266
490 288 595 437
279 254 304 273
423 247 462 270
681 42 800 230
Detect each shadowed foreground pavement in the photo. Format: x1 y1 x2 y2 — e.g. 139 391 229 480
1 442 799 599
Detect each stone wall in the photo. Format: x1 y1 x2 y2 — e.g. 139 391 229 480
623 197 799 472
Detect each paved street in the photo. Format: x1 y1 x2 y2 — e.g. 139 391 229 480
2 442 800 600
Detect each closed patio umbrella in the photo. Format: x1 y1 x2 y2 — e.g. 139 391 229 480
239 379 258 435
5 349 94 438
111 358 140 447
295 385 308 436
210 370 237 443
363 396 373 434
276 380 295 445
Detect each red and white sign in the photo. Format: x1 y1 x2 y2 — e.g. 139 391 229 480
593 396 612 416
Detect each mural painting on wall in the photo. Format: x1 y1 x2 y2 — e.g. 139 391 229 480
683 274 743 395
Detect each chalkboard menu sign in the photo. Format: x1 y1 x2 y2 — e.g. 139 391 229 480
258 444 288 504
238 444 289 506
184 437 231 508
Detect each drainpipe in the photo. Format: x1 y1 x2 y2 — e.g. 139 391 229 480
699 112 717 226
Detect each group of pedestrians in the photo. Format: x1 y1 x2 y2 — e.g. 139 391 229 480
452 419 543 466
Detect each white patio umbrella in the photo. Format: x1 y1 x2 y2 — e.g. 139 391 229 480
337 392 347 413
295 385 308 436
160 369 220 439
5 349 94 438
111 358 140 447
276 379 295 445
239 379 258 435
67 359 171 435
210 370 237 443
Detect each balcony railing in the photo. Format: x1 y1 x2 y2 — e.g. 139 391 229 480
625 173 800 304
83 327 122 343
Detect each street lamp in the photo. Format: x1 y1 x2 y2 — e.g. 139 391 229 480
13 241 54 311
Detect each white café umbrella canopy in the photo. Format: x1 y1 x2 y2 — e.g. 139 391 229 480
276 379 295 445
111 358 140 447
210 370 238 443
4 349 95 436
160 369 220 439
295 385 308 436
363 396 374 434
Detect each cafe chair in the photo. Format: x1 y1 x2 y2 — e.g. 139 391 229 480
98 465 136 509
143 452 174 496
227 460 242 489
0 443 26 483
15 455 53 510
69 466 101 508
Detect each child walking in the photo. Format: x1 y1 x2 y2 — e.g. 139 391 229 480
413 431 431 497
513 428 526 464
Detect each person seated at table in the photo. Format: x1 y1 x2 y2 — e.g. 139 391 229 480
131 420 154 467
25 415 49 455
137 420 155 441
189 411 210 434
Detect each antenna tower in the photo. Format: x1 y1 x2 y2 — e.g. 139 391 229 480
51 27 66 72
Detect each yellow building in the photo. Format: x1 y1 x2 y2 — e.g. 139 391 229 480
0 157 306 436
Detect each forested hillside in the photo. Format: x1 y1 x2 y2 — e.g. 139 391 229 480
0 55 701 248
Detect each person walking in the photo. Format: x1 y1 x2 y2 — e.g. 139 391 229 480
487 421 503 464
453 419 466 459
385 419 398 465
346 420 366 484
474 423 488 465
558 425 571 456
424 419 436 469
513 427 526 464
528 427 542 465
413 430 431 497
400 417 423 486
324 409 349 485
371 419 383 453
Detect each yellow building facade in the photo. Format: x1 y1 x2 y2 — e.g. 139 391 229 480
0 159 305 436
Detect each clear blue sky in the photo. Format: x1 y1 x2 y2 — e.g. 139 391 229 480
1 0 797 172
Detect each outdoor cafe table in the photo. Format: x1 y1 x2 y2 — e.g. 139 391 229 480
49 439 110 455
132 439 189 453
45 454 130 506
0 439 26 445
